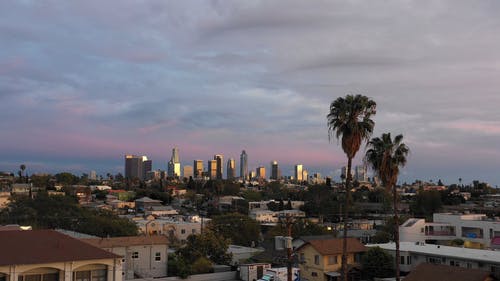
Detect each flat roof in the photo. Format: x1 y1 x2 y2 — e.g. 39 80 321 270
367 242 500 264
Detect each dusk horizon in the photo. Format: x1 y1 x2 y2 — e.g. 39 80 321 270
2 1 500 186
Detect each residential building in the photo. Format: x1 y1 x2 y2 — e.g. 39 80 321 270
227 158 236 180
193 160 204 178
208 160 217 179
136 217 205 242
295 165 303 182
248 200 305 212
270 161 279 180
296 238 366 281
240 150 248 180
399 213 500 249
367 242 500 278
214 154 224 180
0 230 122 281
183 165 193 179
81 236 168 279
135 197 162 213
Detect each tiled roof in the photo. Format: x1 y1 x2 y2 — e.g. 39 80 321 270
297 238 366 255
0 230 120 266
81 235 168 248
404 263 492 281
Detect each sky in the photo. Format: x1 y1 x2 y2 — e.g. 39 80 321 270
1 0 500 185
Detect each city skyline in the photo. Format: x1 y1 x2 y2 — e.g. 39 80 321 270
2 1 500 185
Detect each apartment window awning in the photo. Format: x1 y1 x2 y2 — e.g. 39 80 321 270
325 272 341 277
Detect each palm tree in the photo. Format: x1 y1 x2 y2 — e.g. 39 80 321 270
327 94 376 281
20 164 26 183
365 133 409 281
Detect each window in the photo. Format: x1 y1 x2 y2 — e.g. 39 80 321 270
311 272 318 277
192 229 196 234
43 273 58 281
314 255 320 265
91 270 106 281
467 263 472 269
401 256 405 265
75 271 90 281
24 275 41 281
300 253 305 262
155 252 161 261
132 252 139 259
355 253 362 263
181 229 186 234
407 256 412 265
328 256 337 265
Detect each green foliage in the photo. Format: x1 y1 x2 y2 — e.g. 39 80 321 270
410 190 443 217
210 213 260 246
266 219 330 239
168 253 190 278
55 172 79 186
191 257 213 274
178 230 232 265
241 190 262 201
362 247 394 279
0 192 138 237
371 231 391 244
301 185 340 222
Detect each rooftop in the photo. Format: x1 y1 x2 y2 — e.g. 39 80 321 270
403 263 493 281
297 238 366 255
81 235 168 248
0 230 119 266
367 242 500 264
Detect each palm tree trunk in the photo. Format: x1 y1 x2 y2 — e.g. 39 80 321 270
342 157 352 281
393 185 400 281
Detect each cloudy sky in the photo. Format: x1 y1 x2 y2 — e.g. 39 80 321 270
1 0 500 185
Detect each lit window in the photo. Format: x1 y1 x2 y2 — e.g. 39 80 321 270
328 256 337 265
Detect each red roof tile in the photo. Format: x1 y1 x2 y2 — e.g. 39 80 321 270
0 230 120 266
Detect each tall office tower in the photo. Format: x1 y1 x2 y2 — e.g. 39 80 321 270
168 147 181 178
256 166 266 179
295 164 303 182
142 157 152 179
355 165 367 182
240 150 248 180
270 161 279 180
249 170 256 180
183 165 193 179
208 160 217 179
89 170 97 181
341 166 353 180
227 158 236 180
214 154 224 180
194 160 204 178
302 169 309 183
125 154 148 180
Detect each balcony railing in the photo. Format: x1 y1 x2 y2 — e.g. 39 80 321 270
425 231 456 236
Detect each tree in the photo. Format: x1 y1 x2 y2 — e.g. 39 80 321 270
19 164 26 183
327 94 376 281
210 213 260 247
365 133 409 281
178 229 232 265
361 247 394 280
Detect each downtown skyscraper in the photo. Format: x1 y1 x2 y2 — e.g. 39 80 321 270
214 154 224 180
168 147 181 178
124 155 151 180
227 158 236 180
270 160 280 180
240 150 248 180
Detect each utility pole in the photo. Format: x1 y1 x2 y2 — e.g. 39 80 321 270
282 214 294 281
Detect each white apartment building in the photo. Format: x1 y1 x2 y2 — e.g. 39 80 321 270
248 200 305 212
249 209 306 224
400 213 500 249
81 236 168 279
368 242 500 278
135 217 207 242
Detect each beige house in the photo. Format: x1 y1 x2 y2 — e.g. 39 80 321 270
81 236 168 279
0 230 122 281
296 238 366 281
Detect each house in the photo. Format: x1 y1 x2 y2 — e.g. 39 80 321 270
400 213 500 249
403 263 495 281
295 238 366 281
81 236 168 279
367 242 500 278
135 197 162 213
0 230 122 281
